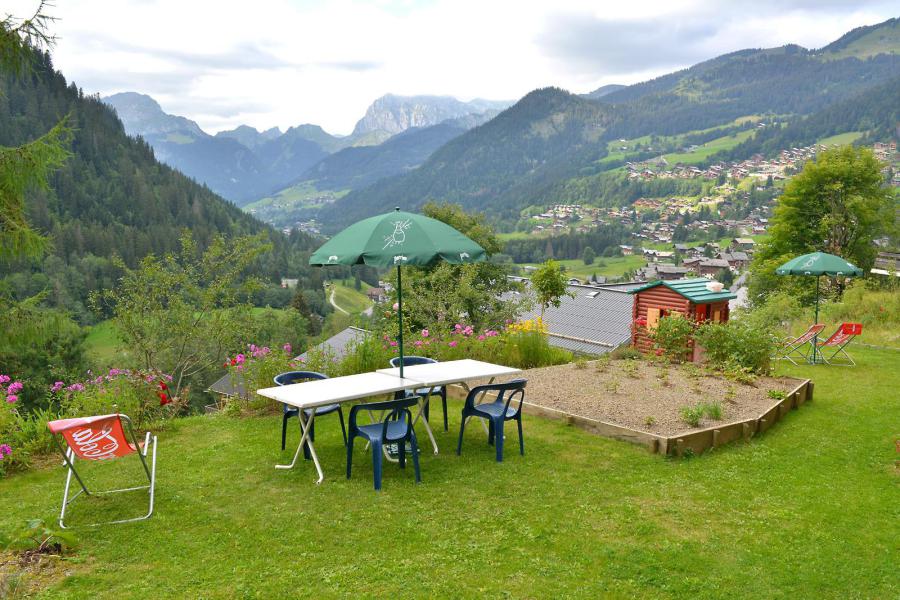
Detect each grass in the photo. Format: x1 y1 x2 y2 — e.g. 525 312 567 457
520 255 647 280
1 346 897 597
329 281 373 315
83 321 127 368
817 131 863 146
661 130 757 165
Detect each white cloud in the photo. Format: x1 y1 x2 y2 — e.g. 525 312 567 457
36 0 898 134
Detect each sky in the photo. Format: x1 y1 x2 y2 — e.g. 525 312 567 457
10 0 897 135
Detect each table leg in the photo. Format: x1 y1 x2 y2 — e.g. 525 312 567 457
412 389 439 455
275 411 324 485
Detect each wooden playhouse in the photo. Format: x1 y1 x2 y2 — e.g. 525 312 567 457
629 278 737 359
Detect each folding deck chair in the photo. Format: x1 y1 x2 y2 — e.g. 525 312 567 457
773 323 826 365
47 414 158 528
815 322 863 366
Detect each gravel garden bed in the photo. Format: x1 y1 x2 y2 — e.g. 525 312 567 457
472 358 800 438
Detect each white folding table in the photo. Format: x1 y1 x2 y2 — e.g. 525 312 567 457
376 359 521 452
256 360 520 484
256 371 421 484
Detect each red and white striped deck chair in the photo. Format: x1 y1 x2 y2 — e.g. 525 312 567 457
774 323 826 365
815 322 863 366
47 414 158 528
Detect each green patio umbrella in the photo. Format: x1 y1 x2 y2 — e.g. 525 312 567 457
309 207 486 377
776 251 863 362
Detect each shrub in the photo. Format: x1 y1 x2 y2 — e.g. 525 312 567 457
604 378 621 394
224 343 300 413
594 354 611 372
621 360 640 378
649 315 695 362
574 358 588 370
695 320 774 374
704 401 723 420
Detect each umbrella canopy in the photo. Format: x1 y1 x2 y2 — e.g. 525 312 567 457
776 251 862 363
309 209 486 268
775 252 863 277
309 208 487 376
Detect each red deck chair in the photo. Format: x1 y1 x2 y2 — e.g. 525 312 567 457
815 322 863 366
47 414 158 528
773 323 826 365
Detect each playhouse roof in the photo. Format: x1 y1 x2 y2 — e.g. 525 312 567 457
629 278 737 303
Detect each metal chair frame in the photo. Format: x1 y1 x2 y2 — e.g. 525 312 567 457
50 414 157 529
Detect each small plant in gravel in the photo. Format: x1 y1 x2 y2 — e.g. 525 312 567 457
604 377 621 394
574 358 588 370
620 360 640 378
644 416 656 428
767 389 787 401
681 363 703 379
656 365 671 387
680 404 705 427
594 354 611 373
610 345 642 360
724 385 737 403
704 401 723 421
722 362 758 386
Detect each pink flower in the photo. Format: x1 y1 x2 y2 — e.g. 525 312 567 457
6 395 17 404
448 341 458 348
7 381 23 394
390 341 398 347
51 381 64 393
463 326 474 336
0 375 10 384
477 335 486 341
455 324 463 331
0 444 11 458
414 340 423 347
283 343 292 354
66 383 85 392
421 329 429 338
392 302 399 311
235 354 245 364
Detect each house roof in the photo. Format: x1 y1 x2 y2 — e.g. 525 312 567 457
629 278 737 303
512 280 639 355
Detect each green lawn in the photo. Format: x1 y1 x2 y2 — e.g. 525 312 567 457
661 129 757 165
4 347 897 598
329 282 373 315
817 131 863 146
83 321 127 368
521 255 646 280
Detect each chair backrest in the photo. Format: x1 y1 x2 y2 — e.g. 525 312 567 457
821 322 862 347
46 414 136 461
389 356 436 368
273 371 328 386
465 379 527 411
792 323 826 345
348 396 419 430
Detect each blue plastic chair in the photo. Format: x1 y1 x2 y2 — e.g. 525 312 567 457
274 371 347 459
389 356 449 431
457 379 527 462
346 396 421 491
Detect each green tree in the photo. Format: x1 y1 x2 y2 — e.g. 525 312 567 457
531 259 573 318
93 233 272 399
582 246 596 265
0 2 73 261
750 146 894 303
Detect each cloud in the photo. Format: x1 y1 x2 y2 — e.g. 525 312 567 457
44 0 899 134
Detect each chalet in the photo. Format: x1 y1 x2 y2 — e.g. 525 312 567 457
717 251 750 270
630 278 736 361
619 245 634 256
280 278 299 289
697 258 730 277
656 265 691 281
366 287 388 302
732 238 755 251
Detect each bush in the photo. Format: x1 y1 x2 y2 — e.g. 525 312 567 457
695 320 774 374
680 404 704 427
223 343 299 413
649 315 695 362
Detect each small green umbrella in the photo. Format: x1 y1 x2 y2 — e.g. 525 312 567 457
776 251 863 362
309 207 486 376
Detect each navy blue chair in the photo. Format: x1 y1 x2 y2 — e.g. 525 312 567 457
389 356 449 431
346 396 421 491
274 371 347 459
457 379 527 462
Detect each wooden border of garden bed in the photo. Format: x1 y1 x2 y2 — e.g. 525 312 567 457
449 377 813 457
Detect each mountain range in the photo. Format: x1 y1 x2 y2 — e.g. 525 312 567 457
102 92 508 206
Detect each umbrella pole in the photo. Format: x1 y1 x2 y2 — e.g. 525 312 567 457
397 265 404 378
812 275 820 364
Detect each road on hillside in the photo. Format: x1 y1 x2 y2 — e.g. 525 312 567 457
328 287 349 315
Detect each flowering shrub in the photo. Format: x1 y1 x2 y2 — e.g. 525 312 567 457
223 343 298 413
0 376 57 476
52 368 184 429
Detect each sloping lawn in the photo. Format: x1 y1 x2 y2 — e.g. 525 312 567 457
2 347 897 598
